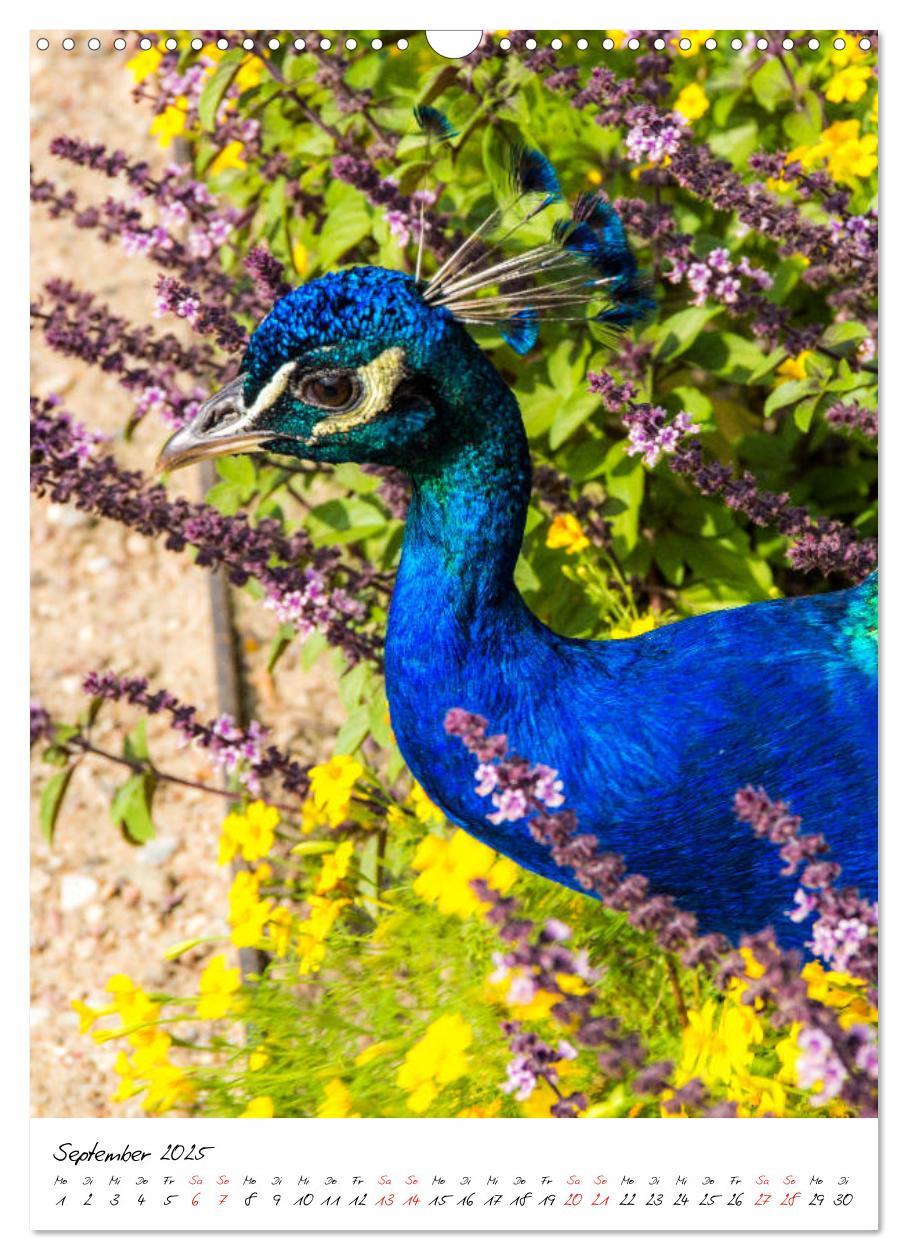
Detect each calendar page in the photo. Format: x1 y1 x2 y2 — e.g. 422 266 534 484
29 23 879 1237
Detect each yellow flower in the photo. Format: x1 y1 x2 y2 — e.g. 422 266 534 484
825 64 872 104
266 904 295 958
296 896 349 976
131 1029 173 1074
672 30 714 57
317 1078 360 1118
228 867 274 949
196 954 243 1020
776 351 811 383
240 1095 274 1118
291 241 309 275
149 99 189 149
103 974 159 1032
396 1014 472 1113
126 46 163 83
110 1051 143 1103
408 781 445 826
586 169 603 185
457 1100 503 1117
830 31 868 68
611 613 656 639
304 755 363 830
316 840 355 894
674 83 709 122
248 1045 269 1071
71 998 114 1035
546 513 590 554
800 961 876 1028
870 93 878 125
209 141 247 176
219 800 280 865
143 1062 194 1113
775 1022 803 1085
727 1073 786 1117
354 1039 396 1067
411 830 518 919
235 56 264 94
677 1000 761 1087
826 131 877 184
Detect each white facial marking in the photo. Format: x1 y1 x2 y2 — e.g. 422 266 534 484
243 360 297 424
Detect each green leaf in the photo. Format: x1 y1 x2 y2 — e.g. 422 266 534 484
215 454 257 491
708 122 758 165
654 532 686 586
751 59 790 112
548 390 600 450
123 718 150 765
267 625 295 672
198 48 246 131
334 707 371 756
764 377 820 417
40 767 75 844
111 773 156 845
205 481 244 515
651 306 721 361
794 395 820 433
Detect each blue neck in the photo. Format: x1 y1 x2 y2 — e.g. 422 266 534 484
391 397 534 635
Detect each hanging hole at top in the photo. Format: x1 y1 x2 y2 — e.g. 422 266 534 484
87 37 101 51
731 38 743 50
808 38 820 50
859 37 872 50
627 37 639 50
62 37 74 50
704 37 718 50
424 31 482 58
190 37 203 50
35 36 49 50
833 37 846 50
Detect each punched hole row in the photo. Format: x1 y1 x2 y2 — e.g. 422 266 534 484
35 34 875 54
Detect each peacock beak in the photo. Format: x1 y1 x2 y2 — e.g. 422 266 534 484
156 374 277 473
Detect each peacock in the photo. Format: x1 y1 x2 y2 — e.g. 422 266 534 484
158 128 877 950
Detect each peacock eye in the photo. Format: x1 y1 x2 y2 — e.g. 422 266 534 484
294 370 361 412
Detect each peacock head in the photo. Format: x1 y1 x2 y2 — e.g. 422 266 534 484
157 265 505 475
158 130 651 478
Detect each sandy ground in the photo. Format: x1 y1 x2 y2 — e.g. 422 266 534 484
30 41 345 1116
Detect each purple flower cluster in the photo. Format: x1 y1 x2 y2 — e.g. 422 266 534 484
825 401 878 441
669 441 877 582
153 276 247 354
31 280 210 432
589 369 699 468
624 104 686 164
734 786 877 992
31 396 381 663
445 708 727 967
30 701 53 747
82 670 311 800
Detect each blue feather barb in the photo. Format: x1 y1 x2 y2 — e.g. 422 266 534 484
507 145 563 206
413 105 458 141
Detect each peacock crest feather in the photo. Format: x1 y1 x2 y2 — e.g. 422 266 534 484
410 108 653 352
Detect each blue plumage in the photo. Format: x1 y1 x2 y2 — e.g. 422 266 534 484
164 211 876 953
413 105 458 141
